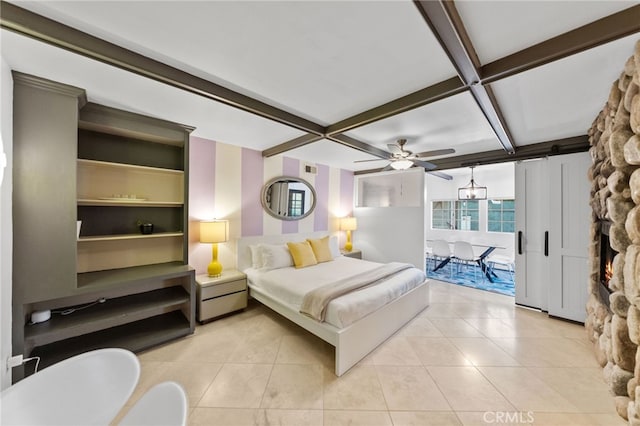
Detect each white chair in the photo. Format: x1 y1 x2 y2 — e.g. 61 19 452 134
453 241 483 282
119 381 188 426
487 254 515 280
431 239 453 274
1 348 140 426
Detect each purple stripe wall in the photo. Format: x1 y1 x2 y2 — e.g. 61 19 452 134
282 157 299 234
340 169 354 215
314 164 329 231
241 148 263 236
188 136 216 268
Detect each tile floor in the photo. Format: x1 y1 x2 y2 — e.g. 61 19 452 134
117 280 625 425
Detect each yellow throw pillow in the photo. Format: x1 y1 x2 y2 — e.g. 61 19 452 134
307 236 333 263
287 241 318 269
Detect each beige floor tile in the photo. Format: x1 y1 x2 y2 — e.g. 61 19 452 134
257 409 323 426
406 337 471 366
189 407 259 425
529 367 617 413
464 318 518 338
479 366 581 412
375 365 451 411
448 338 520 366
370 336 422 366
421 303 462 318
153 361 222 407
227 333 282 364
261 364 323 409
587 412 628 425
275 334 333 367
138 335 197 362
175 328 244 363
323 365 387 410
199 363 272 408
323 410 392 426
389 411 462 426
128 361 172 405
529 411 618 425
398 316 444 337
491 337 599 368
430 318 485 337
427 366 516 412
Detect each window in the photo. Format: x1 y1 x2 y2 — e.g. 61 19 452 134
488 199 515 232
431 200 479 231
288 189 305 217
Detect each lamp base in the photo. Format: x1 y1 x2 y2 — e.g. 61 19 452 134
207 260 223 277
344 241 353 252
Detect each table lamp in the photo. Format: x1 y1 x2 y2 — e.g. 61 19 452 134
200 220 229 277
340 217 357 252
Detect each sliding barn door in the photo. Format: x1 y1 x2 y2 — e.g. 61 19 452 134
515 159 550 310
547 153 591 322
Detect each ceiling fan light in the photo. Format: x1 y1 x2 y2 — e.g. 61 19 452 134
390 159 413 170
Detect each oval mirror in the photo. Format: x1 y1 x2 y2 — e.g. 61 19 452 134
261 176 317 221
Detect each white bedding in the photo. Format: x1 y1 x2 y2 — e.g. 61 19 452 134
245 257 426 328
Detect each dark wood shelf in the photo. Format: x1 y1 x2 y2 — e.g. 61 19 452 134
29 312 191 371
77 262 193 290
25 286 189 349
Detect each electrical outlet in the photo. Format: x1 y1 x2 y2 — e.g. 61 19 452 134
6 354 23 371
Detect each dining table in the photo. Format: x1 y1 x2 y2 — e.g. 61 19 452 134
428 240 505 283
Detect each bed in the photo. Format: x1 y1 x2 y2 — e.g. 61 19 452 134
237 232 430 376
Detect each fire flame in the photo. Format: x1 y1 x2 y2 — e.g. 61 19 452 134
605 260 614 285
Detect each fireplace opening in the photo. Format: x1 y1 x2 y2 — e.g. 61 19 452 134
600 222 617 302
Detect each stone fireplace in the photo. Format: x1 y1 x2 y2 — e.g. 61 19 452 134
585 39 640 423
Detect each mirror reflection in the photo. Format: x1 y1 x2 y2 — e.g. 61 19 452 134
261 176 316 220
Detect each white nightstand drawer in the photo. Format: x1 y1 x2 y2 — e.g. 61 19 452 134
200 279 246 300
199 290 247 320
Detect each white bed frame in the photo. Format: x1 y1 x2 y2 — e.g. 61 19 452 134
237 232 430 376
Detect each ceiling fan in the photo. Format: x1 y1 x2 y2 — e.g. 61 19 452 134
354 138 454 179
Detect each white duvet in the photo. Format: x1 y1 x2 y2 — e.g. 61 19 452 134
245 257 426 328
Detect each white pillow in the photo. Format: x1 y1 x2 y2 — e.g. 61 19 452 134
249 244 264 269
329 235 341 259
260 244 294 271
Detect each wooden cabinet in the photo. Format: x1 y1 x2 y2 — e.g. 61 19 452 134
12 74 196 378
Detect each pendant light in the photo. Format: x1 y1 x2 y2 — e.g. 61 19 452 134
457 166 487 200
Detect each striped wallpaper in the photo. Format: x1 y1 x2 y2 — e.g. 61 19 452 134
188 136 354 274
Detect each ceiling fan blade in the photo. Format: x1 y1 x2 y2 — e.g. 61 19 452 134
381 164 394 172
415 148 455 158
427 170 453 180
387 144 402 155
411 159 437 170
354 158 387 163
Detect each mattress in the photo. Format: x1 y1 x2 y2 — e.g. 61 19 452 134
245 256 426 328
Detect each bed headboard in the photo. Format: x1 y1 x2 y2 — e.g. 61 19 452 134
236 231 334 272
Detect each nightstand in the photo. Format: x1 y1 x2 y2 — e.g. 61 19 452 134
341 249 362 259
196 270 247 322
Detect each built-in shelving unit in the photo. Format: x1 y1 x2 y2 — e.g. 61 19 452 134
12 74 196 380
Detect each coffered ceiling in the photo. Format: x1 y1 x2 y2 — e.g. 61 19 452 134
1 0 639 173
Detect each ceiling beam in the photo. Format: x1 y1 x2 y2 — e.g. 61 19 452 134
325 77 465 136
481 4 640 84
327 134 391 159
0 1 325 136
262 134 324 157
413 0 516 154
426 135 589 171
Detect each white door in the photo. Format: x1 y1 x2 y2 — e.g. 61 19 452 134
547 153 591 322
515 159 550 310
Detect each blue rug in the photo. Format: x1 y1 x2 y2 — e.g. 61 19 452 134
426 261 515 297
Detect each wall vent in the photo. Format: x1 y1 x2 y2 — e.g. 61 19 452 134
305 164 317 174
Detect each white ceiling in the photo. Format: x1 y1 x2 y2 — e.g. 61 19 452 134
1 0 639 173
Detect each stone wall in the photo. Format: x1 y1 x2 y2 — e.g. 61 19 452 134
586 39 640 424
